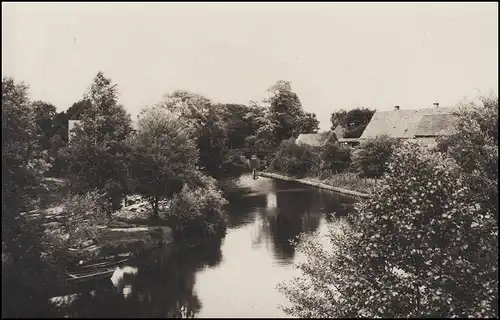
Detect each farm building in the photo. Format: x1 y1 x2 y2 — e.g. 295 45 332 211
359 104 459 148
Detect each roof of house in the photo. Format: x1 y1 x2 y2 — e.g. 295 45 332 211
414 113 459 137
360 107 456 139
332 125 346 139
295 132 330 147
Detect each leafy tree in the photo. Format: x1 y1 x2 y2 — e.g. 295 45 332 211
279 142 498 318
2 77 59 317
168 173 228 239
66 72 132 211
343 108 375 138
2 78 50 222
330 108 375 138
319 133 352 174
300 112 320 134
436 95 498 220
128 107 198 219
330 109 348 131
159 90 230 178
352 135 401 178
266 80 307 142
269 138 321 178
244 100 276 160
32 101 57 151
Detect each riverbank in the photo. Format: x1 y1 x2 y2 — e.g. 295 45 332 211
22 203 172 274
259 172 372 199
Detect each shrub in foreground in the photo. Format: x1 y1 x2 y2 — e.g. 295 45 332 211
279 142 498 318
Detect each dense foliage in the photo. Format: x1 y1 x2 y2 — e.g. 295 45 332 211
128 107 198 218
168 173 228 240
352 135 401 178
65 72 133 212
330 107 375 138
319 132 352 175
2 77 60 318
279 97 499 318
269 138 321 178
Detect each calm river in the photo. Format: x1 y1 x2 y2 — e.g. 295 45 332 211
48 175 357 318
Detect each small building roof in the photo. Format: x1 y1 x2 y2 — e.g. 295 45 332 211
332 125 346 139
360 107 456 139
295 132 330 147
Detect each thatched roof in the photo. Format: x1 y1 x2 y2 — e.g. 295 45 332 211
332 125 346 139
295 132 330 147
360 107 456 139
414 113 459 137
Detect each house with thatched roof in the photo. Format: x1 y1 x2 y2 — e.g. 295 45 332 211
359 104 459 148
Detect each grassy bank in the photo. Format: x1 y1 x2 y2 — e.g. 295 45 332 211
262 170 376 197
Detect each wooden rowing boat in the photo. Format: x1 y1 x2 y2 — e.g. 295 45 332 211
61 255 135 283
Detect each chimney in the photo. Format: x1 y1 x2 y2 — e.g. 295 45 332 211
433 102 439 108
394 105 400 111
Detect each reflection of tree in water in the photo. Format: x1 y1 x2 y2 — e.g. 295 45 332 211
256 187 357 264
226 193 266 228
51 237 224 318
257 189 322 263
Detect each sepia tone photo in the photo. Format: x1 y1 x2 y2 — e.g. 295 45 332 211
2 2 498 318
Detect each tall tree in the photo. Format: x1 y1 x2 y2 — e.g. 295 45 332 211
66 72 132 211
266 80 307 142
159 90 229 178
128 107 198 218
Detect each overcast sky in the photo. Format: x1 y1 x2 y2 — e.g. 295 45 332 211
2 2 498 130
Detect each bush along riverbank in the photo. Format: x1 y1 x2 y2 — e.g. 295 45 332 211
266 132 402 197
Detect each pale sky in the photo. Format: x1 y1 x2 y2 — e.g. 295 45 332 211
2 2 498 130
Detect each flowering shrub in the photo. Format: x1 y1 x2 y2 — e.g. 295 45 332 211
279 142 498 318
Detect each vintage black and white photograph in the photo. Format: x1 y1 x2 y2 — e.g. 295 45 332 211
2 2 498 318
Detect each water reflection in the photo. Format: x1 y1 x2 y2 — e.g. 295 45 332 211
50 238 223 318
41 175 357 318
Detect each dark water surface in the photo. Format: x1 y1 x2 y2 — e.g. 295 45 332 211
47 175 357 318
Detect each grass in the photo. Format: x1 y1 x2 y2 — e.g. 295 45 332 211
267 169 379 195
317 173 379 194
